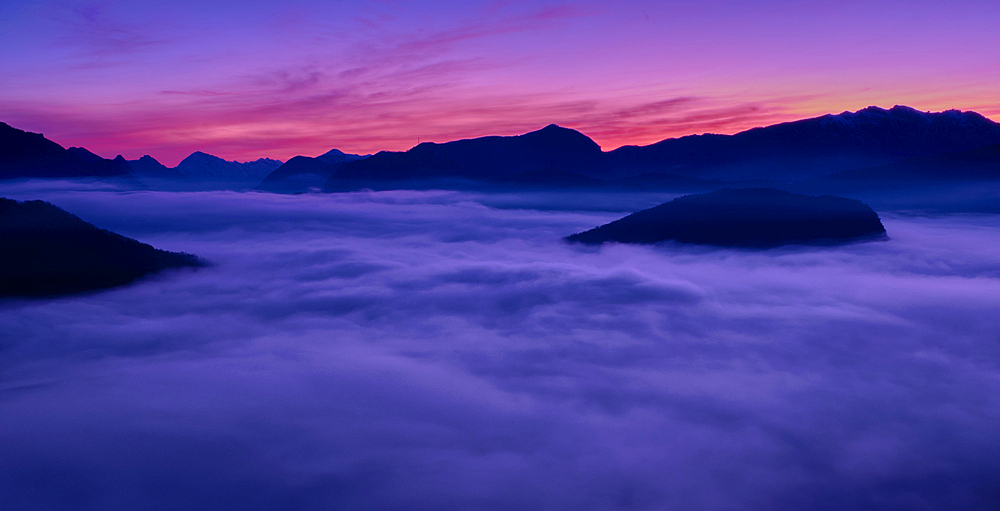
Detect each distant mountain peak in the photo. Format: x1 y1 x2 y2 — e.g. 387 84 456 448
127 154 174 178
817 105 996 133
66 146 104 163
326 123 604 187
178 151 281 166
521 124 600 149
316 148 367 165
180 151 227 164
173 150 282 182
247 157 281 163
529 123 580 135
830 104 987 120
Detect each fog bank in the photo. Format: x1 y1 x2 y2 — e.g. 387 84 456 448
2 183 999 510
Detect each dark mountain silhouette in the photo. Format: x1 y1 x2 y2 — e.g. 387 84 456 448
819 141 1000 185
256 156 336 193
126 152 283 190
608 172 726 192
311 106 1000 192
492 168 607 189
0 122 132 179
778 141 1000 213
174 151 282 181
323 124 605 191
128 154 181 178
0 122 274 187
66 146 104 164
256 149 368 193
0 197 202 297
567 188 886 248
606 106 1000 182
9 105 1000 194
315 148 368 166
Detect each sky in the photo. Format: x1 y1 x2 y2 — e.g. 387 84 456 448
1 0 999 165
2 182 1000 509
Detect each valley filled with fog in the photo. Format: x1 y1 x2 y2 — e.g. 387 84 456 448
2 182 1000 510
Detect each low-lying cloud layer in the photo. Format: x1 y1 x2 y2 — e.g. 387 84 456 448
2 183 999 510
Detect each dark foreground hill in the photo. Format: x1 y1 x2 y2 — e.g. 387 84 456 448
567 188 887 248
0 123 131 179
0 198 202 297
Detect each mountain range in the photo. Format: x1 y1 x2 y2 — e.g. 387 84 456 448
818 141 1000 186
320 105 1000 192
0 122 131 179
128 152 284 190
2 105 999 197
256 148 368 193
604 105 1000 182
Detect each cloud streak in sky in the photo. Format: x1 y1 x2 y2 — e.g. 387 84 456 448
56 2 164 64
0 88 788 166
1 184 999 510
1 0 998 164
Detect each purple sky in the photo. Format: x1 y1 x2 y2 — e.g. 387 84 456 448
2 0 998 165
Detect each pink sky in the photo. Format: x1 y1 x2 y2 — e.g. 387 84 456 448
1 0 998 166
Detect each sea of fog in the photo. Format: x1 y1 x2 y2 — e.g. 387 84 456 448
2 181 999 511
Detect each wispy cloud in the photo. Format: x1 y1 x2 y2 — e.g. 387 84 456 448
52 1 164 67
0 87 803 165
5 1 996 164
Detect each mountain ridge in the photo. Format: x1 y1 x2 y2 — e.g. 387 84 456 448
0 122 131 179
5 105 1000 193
327 124 603 186
605 105 1000 181
255 148 369 193
316 105 1000 192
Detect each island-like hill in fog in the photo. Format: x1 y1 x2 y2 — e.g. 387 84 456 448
567 188 887 248
0 122 131 180
0 197 202 297
312 105 1000 193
